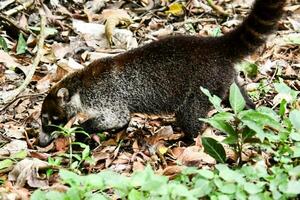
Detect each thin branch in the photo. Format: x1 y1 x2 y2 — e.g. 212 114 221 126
4 0 34 16
1 9 47 104
0 92 45 113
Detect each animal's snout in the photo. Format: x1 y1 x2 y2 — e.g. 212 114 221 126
38 130 53 147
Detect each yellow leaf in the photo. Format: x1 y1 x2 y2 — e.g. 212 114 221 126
165 2 184 16
158 146 168 155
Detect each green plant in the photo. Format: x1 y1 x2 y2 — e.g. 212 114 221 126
50 126 90 166
200 82 292 166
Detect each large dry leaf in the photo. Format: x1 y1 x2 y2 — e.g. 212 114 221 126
101 9 133 45
8 158 49 188
72 19 137 50
0 140 27 156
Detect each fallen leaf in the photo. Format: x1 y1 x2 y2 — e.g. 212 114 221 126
8 158 49 188
177 146 216 166
101 9 133 45
165 2 185 16
0 140 27 156
163 165 184 177
0 50 20 68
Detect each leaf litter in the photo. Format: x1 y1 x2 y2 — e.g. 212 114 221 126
0 0 299 198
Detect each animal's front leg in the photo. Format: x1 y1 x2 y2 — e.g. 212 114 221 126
79 108 131 134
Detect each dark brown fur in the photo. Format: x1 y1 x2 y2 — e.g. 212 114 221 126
39 0 285 146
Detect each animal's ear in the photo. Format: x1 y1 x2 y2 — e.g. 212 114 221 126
57 88 69 104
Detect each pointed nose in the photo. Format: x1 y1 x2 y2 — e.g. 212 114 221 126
38 130 53 147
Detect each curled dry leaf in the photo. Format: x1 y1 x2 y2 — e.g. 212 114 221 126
176 146 216 166
8 158 49 188
101 9 133 45
163 165 184 178
72 19 137 50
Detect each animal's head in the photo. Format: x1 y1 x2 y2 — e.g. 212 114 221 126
39 85 82 146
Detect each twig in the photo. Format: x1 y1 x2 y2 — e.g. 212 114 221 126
4 0 34 16
206 0 229 16
0 9 47 104
278 74 300 80
0 92 45 113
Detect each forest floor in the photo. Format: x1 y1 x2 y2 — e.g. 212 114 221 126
0 0 300 199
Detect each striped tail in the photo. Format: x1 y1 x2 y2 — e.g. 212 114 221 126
223 0 286 60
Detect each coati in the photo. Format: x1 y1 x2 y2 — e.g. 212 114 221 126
39 0 286 146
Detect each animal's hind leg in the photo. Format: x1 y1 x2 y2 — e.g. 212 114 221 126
175 94 212 143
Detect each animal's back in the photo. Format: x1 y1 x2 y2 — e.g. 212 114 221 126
39 0 286 146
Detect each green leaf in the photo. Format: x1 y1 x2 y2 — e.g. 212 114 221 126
128 189 143 200
200 86 224 112
216 164 245 183
197 169 214 179
211 112 234 121
241 127 256 142
82 145 90 160
279 99 287 116
31 190 47 200
85 174 104 189
11 150 27 159
200 118 235 136
243 182 264 194
240 110 281 131
16 33 27 55
191 179 212 197
219 183 236 194
45 191 66 200
288 165 300 177
59 169 81 187
0 159 13 170
289 110 300 130
201 137 226 163
242 119 265 141
0 36 8 52
290 130 300 141
292 145 300 158
239 61 258 78
29 26 58 36
229 83 246 114
286 180 300 194
274 82 292 94
66 188 81 200
87 193 109 200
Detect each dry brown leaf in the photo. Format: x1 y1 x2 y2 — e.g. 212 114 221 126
0 50 20 68
54 137 70 152
0 140 27 156
8 158 49 188
163 165 184 177
30 151 49 160
177 146 216 166
132 161 145 171
3 124 25 139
